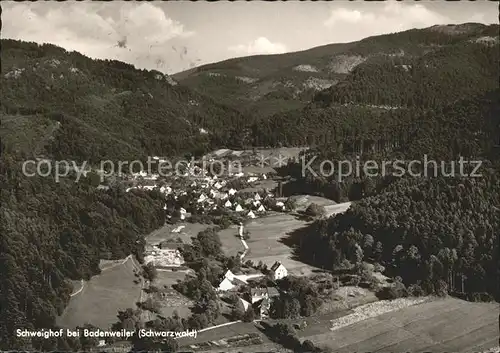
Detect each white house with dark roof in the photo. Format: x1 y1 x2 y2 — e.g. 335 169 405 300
217 270 248 292
270 261 288 280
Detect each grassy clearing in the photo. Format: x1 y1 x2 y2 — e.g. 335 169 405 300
234 203 349 275
57 257 141 329
145 222 212 246
284 195 338 210
218 225 246 256
305 297 499 353
241 213 319 276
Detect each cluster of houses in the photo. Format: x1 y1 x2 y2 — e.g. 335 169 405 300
217 262 288 319
120 156 295 319
122 161 287 221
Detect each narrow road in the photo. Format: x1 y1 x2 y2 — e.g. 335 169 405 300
174 320 243 340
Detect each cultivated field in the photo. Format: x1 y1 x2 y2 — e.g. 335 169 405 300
58 257 142 329
306 297 499 353
154 270 194 318
182 297 498 353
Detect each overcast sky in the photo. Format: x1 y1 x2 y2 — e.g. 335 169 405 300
2 1 498 74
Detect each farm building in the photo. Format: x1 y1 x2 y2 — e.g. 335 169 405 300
144 245 184 267
270 261 288 280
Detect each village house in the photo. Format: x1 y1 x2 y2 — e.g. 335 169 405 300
217 270 247 292
224 200 232 208
270 261 288 280
234 204 244 212
228 188 237 196
216 192 228 200
247 287 280 319
247 210 256 219
257 204 266 213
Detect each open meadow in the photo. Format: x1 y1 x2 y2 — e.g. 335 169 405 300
145 222 212 246
57 257 142 329
306 297 499 353
218 225 247 256
229 201 351 276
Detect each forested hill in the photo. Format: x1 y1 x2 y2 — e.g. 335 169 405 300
296 172 500 301
174 23 499 119
1 39 252 164
0 144 167 350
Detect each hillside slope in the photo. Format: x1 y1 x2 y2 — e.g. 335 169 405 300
1 40 251 163
174 23 499 119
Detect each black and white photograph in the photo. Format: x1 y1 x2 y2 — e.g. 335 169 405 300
1 1 499 352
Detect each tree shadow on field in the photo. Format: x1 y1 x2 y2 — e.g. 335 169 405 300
278 221 326 272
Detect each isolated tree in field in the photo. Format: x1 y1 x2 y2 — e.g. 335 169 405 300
231 300 246 320
77 324 100 350
225 255 241 272
113 308 141 331
285 197 298 211
354 243 364 265
302 339 317 353
161 338 179 352
242 307 256 322
187 313 209 330
272 323 300 349
305 203 326 217
142 263 158 282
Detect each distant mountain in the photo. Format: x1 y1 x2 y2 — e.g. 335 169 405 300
2 24 497 164
174 23 499 119
1 40 251 164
